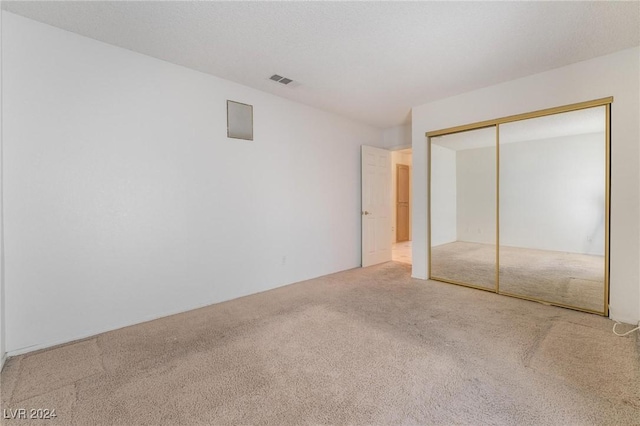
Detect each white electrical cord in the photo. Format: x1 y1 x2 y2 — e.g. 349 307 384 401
612 322 640 337
608 305 640 337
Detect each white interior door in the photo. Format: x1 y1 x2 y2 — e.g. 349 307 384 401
362 145 392 267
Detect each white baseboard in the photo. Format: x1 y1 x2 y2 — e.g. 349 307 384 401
7 330 111 357
5 267 357 358
6 280 297 357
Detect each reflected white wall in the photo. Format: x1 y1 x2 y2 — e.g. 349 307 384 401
454 133 605 255
500 132 605 255
456 147 496 244
430 144 457 246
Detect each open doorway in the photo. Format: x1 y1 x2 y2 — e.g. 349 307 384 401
392 148 412 264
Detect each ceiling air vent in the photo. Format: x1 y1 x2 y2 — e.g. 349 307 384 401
269 74 297 86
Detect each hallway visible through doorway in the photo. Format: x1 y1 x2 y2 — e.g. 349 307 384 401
392 241 412 264
391 148 412 266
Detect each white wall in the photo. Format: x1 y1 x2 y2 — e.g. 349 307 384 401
455 146 496 245
0 7 5 369
412 47 640 324
2 13 385 355
430 144 457 246
455 133 605 256
384 124 412 149
391 150 412 243
501 133 605 255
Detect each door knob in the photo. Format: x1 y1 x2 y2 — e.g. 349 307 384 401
362 211 370 215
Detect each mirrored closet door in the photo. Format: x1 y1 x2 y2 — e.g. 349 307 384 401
430 126 497 291
428 99 610 315
498 106 608 313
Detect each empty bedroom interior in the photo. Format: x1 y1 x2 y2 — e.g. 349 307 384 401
0 2 639 425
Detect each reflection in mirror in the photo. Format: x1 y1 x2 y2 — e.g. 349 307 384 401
430 126 497 290
498 106 606 313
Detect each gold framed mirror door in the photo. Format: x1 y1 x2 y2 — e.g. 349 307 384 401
427 98 611 315
429 126 498 292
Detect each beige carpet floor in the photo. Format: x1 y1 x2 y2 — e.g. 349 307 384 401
431 241 605 312
1 262 638 425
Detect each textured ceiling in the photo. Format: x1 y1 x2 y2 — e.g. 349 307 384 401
3 1 639 129
432 106 605 151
